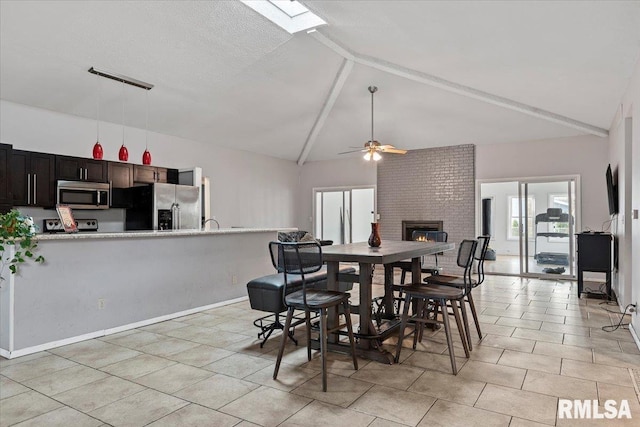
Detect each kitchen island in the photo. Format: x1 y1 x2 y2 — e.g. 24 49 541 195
0 228 294 358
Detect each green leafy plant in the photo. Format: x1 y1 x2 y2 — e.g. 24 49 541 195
0 209 45 279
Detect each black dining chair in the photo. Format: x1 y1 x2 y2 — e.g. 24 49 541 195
394 239 477 375
389 230 448 315
424 235 490 346
270 241 358 392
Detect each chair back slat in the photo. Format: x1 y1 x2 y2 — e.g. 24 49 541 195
456 239 478 294
474 235 491 286
269 241 323 309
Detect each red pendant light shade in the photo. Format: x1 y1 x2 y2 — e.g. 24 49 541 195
92 142 103 160
142 149 151 165
118 144 129 161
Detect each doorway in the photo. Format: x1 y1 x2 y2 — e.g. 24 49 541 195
313 187 375 244
477 176 580 278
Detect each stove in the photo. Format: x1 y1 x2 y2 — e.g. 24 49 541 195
43 218 99 233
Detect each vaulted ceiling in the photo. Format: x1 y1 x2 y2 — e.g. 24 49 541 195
1 1 639 163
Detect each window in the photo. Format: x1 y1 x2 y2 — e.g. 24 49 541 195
508 196 535 240
241 1 327 34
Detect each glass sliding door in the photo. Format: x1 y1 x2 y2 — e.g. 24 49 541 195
518 177 579 278
314 187 375 244
477 177 579 277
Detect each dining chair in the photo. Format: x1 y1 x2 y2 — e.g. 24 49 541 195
389 230 448 314
270 241 358 392
424 236 490 348
394 239 477 375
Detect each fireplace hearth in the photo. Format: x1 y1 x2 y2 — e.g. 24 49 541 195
402 220 444 241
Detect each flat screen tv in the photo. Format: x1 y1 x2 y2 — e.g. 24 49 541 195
606 164 618 215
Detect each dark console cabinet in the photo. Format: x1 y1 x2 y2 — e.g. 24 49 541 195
576 233 612 298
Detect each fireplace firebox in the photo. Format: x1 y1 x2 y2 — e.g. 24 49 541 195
402 220 444 241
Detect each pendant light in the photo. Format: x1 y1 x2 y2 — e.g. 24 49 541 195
142 89 152 165
118 81 129 161
92 74 103 159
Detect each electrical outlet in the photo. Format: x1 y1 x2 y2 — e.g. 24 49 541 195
232 275 238 285
98 298 105 310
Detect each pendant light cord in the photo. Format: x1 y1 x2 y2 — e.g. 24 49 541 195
145 90 149 149
96 74 100 141
121 81 125 145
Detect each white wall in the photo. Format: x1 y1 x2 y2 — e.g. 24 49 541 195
297 157 377 232
0 100 299 229
476 135 610 233
609 55 639 340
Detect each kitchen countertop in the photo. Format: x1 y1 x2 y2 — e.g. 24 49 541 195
35 227 297 240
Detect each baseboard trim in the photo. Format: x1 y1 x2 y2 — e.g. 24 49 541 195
0 296 248 359
630 322 640 352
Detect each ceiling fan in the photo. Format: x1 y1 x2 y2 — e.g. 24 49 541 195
339 86 408 161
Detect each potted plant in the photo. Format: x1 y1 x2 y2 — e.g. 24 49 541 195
0 209 45 283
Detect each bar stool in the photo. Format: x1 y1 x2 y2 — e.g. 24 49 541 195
270 241 358 392
394 239 477 374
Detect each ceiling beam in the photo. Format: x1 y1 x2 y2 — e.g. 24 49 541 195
297 57 354 165
310 31 609 138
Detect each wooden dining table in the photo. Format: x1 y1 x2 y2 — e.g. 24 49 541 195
320 240 455 364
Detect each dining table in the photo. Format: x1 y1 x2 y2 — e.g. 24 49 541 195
320 240 455 364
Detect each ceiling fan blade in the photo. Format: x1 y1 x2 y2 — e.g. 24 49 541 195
338 148 366 155
379 147 408 154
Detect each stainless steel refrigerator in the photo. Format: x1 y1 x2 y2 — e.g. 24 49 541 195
125 183 201 231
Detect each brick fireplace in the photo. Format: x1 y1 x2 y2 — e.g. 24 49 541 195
377 144 475 271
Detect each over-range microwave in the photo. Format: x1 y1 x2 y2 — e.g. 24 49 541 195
57 180 110 209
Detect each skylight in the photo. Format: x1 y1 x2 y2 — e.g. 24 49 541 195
241 0 327 34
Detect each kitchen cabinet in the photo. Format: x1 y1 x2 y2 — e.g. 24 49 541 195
11 150 56 207
108 162 134 188
108 162 134 208
0 143 11 213
56 155 108 183
133 165 178 184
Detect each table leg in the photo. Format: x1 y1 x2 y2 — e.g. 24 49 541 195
383 265 395 315
411 257 421 283
326 261 339 343
358 262 373 350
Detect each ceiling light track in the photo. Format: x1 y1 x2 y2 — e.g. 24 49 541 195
88 67 154 91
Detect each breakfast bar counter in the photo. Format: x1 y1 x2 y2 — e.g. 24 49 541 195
0 228 294 358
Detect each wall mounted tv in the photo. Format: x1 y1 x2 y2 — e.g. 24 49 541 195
606 164 618 215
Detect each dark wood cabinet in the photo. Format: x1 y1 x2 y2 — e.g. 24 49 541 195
11 150 55 207
108 162 134 188
576 232 612 299
0 143 11 212
56 155 107 183
133 165 178 184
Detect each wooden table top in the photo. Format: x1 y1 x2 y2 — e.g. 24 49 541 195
321 240 455 264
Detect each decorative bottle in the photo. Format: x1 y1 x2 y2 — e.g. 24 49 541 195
368 222 381 247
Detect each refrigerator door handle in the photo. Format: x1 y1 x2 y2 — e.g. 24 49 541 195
171 203 180 230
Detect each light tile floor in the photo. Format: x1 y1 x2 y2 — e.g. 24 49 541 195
1 276 639 426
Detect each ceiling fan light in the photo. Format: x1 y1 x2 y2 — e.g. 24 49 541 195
363 151 372 161
372 151 382 161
